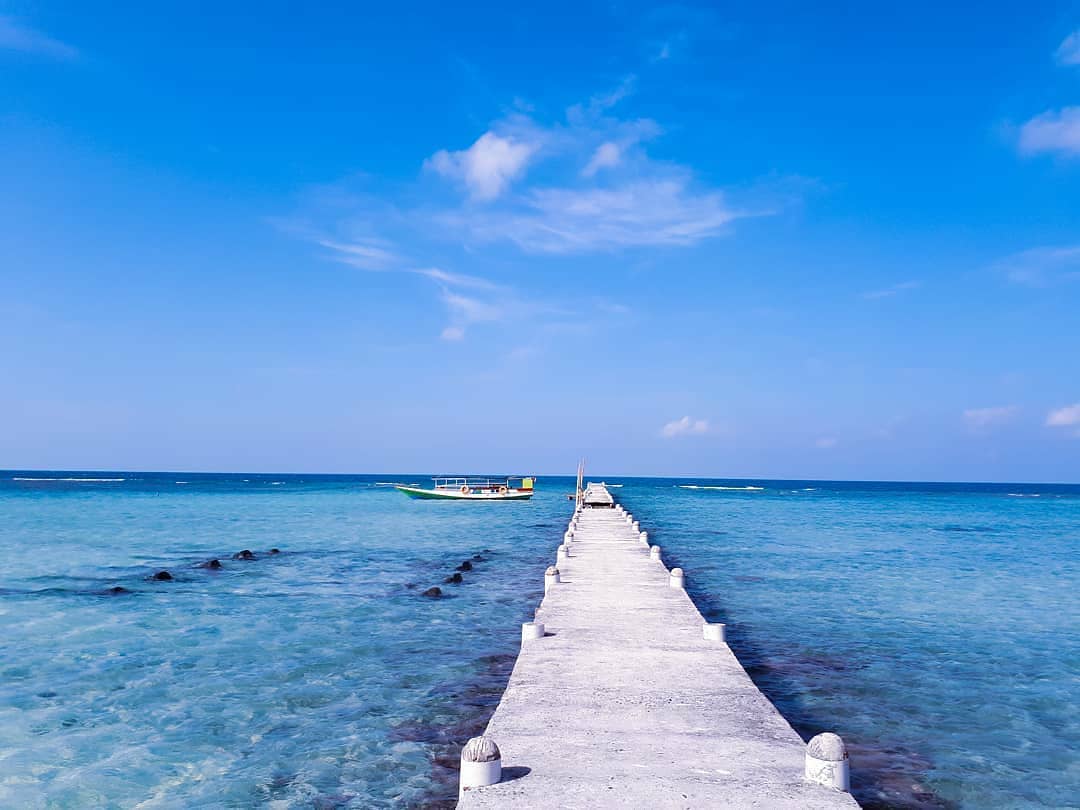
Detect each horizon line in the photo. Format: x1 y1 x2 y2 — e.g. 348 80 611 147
2 468 1079 487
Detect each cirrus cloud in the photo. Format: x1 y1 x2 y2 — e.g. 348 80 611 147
661 416 709 438
0 15 77 60
1046 402 1080 427
1056 29 1080 65
963 405 1018 431
1018 107 1080 157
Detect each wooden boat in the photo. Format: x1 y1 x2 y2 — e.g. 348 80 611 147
396 476 535 501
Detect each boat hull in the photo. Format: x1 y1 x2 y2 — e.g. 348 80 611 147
395 485 533 501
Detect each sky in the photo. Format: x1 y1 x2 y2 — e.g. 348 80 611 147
2 1 1080 481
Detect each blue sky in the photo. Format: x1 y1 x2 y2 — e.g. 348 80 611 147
2 2 1080 480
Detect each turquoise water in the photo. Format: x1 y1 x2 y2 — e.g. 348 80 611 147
1 474 1077 808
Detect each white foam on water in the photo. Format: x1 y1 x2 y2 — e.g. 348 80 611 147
12 477 126 482
678 485 765 491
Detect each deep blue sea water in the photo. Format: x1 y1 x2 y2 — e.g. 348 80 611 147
1 473 1077 808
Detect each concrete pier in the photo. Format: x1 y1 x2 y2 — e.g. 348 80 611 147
457 483 859 809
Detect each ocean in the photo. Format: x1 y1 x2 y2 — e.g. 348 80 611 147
0 473 1077 808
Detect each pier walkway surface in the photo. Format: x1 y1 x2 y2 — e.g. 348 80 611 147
457 483 859 809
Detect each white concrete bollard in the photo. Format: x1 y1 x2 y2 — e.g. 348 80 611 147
631 520 639 532
639 531 648 544
459 735 502 798
624 515 632 525
703 622 726 642
650 545 661 561
670 567 685 589
557 544 568 562
545 565 561 592
521 621 545 643
805 733 850 792
563 531 573 544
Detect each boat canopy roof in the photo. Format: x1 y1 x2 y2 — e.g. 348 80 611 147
433 475 533 487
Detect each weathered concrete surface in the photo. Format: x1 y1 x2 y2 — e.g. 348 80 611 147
458 485 859 809
581 481 614 507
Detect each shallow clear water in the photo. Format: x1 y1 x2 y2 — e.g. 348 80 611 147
1 473 1077 808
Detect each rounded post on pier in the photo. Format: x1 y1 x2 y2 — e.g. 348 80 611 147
649 545 661 561
521 621 545 643
631 520 640 532
639 531 648 544
805 733 850 792
624 515 632 525
459 735 502 798
703 622 726 642
563 531 573 544
669 567 685 589
557 544 568 562
545 565 561 592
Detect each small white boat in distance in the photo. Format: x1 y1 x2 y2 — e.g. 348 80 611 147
396 476 535 501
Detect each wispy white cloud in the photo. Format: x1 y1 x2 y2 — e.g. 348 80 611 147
862 280 921 300
289 78 805 335
1056 29 1080 65
993 244 1080 286
420 80 792 254
316 238 400 270
577 75 637 115
425 131 539 201
450 175 744 254
582 141 623 177
963 405 1018 431
438 289 504 340
1046 402 1080 427
1018 106 1080 156
414 267 498 290
0 15 77 60
814 436 838 449
313 237 507 339
661 416 709 438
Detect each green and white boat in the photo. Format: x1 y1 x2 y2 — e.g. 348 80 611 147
396 476 536 501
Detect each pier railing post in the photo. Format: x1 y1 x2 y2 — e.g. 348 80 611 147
545 566 561 592
639 531 648 544
703 622 726 642
805 733 850 792
669 567 685 589
459 735 502 798
649 545 661 561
